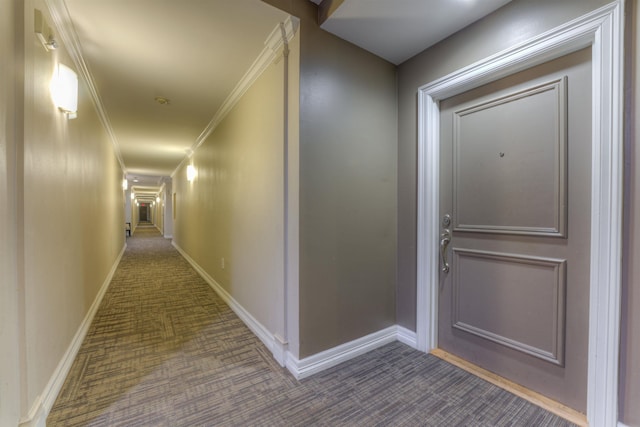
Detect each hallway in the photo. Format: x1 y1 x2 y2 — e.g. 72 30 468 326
4 1 640 425
47 227 573 426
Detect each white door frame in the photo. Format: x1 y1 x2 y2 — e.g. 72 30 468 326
416 2 623 426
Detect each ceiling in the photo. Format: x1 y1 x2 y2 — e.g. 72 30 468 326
318 0 513 65
62 0 290 194
59 0 512 196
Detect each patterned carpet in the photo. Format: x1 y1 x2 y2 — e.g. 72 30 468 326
47 226 575 426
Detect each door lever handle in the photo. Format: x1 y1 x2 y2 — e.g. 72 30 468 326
440 230 451 273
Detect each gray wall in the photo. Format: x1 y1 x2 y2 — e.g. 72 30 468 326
397 0 637 424
621 1 640 425
263 0 398 358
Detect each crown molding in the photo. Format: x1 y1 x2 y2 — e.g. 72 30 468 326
44 2 298 181
171 16 300 178
45 0 127 174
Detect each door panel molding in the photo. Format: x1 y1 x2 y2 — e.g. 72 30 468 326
451 248 566 366
416 3 623 426
453 78 567 237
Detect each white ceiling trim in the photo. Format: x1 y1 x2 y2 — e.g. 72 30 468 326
170 16 299 178
45 0 126 174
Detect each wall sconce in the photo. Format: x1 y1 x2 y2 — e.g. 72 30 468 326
51 63 78 119
122 179 128 190
156 196 160 203
130 193 135 200
187 165 197 182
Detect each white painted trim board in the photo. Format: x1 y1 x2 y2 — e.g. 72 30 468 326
416 3 623 426
19 244 127 427
286 327 399 380
396 326 418 349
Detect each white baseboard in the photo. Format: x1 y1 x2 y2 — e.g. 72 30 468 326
19 243 126 427
618 422 630 427
397 325 418 349
272 333 288 367
18 396 45 427
164 234 172 239
286 326 399 380
172 242 279 362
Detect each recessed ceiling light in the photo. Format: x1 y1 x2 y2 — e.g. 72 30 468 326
154 96 170 105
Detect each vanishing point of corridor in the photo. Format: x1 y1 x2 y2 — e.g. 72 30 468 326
47 226 574 426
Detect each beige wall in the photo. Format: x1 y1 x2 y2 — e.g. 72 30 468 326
264 0 398 359
397 0 638 423
131 196 139 231
14 0 126 420
173 45 288 338
162 180 173 238
153 193 163 234
1 0 22 424
124 187 132 224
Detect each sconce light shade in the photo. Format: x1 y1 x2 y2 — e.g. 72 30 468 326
122 179 128 190
51 63 78 118
156 196 161 203
130 193 135 200
187 165 196 182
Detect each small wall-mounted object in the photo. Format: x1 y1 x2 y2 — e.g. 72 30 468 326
187 165 197 182
50 63 78 119
156 196 160 203
34 9 58 51
154 96 171 105
122 179 128 190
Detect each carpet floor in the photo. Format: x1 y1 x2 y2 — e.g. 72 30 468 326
47 226 575 426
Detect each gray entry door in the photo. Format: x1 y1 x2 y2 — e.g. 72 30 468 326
438 48 591 412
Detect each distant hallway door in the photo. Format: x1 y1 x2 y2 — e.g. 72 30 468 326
139 205 148 222
437 48 591 412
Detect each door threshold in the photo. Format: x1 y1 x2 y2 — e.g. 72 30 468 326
430 349 587 427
